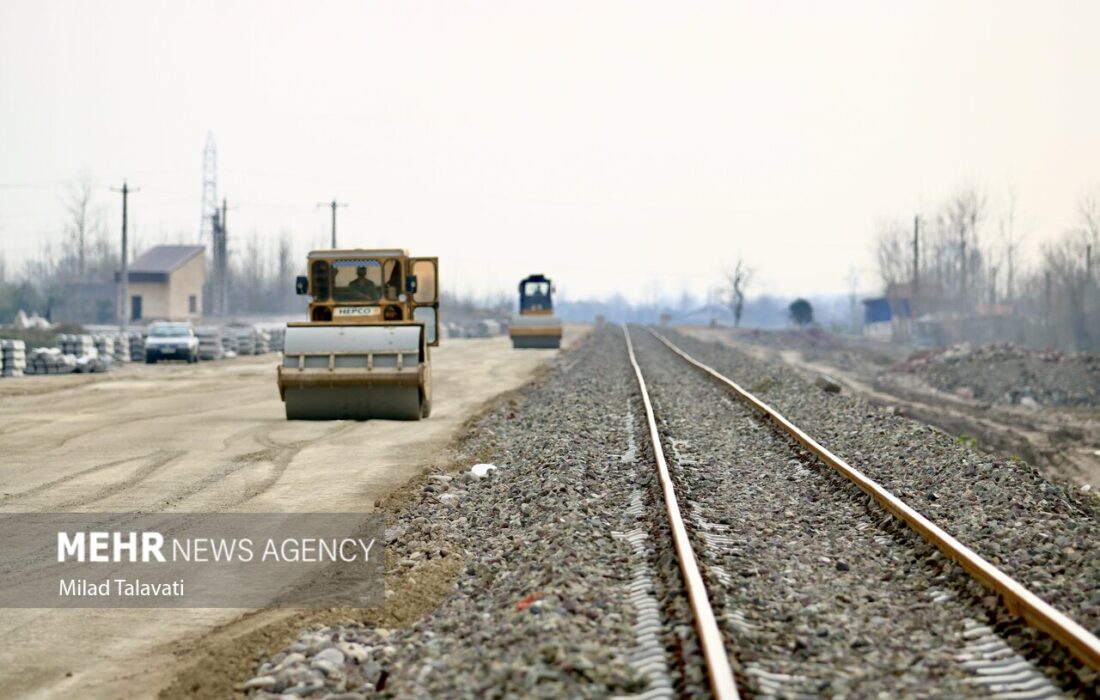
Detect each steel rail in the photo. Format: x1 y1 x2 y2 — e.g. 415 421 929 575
645 326 1100 673
622 326 741 700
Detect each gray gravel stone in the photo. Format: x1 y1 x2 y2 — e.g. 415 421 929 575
243 325 1098 697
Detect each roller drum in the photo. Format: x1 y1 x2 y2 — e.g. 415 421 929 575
509 314 563 349
278 324 428 421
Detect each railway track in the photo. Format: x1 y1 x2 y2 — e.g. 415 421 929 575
622 324 1100 698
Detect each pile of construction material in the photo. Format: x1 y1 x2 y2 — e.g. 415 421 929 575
477 319 502 337
224 326 274 356
127 332 145 361
1 339 27 377
232 326 257 355
20 333 115 374
25 347 78 374
195 326 226 360
92 334 116 364
111 333 132 362
444 319 506 339
221 332 238 358
895 342 1100 407
12 310 52 330
57 333 96 357
253 325 270 352
65 334 113 372
268 326 286 353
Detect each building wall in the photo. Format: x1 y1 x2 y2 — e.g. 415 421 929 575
168 254 204 322
128 281 170 321
127 254 205 323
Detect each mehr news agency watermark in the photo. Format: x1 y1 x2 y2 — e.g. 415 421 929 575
0 513 384 608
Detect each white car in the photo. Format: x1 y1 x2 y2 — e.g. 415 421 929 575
144 322 199 364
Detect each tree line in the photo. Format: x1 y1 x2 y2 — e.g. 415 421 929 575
874 186 1099 351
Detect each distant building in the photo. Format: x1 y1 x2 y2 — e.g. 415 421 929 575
861 297 896 340
119 245 205 323
863 282 947 342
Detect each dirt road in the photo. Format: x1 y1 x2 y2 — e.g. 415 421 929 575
0 330 583 699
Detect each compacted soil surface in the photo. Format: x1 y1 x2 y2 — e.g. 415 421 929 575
0 332 581 699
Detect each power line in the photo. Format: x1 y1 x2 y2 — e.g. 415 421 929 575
0 179 73 189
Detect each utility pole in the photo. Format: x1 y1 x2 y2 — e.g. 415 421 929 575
317 199 347 248
1044 271 1052 326
211 197 227 317
212 208 222 316
112 181 138 329
220 197 227 314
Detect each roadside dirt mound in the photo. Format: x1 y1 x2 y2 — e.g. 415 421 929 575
726 327 905 371
895 343 1100 406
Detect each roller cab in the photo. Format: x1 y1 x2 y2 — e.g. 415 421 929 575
277 249 439 420
510 274 562 349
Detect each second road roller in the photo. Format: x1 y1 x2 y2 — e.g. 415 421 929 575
277 249 439 420
509 274 562 349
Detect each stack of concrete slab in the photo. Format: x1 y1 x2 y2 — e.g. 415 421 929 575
477 319 502 337
58 334 96 357
195 326 225 360
253 327 270 354
232 327 257 355
88 337 115 371
268 326 286 353
55 333 113 372
26 347 76 375
221 332 238 357
113 333 131 362
127 332 145 361
77 354 111 372
92 334 115 360
1 339 27 377
443 320 507 339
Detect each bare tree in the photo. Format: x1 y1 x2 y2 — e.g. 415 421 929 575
867 184 1100 351
724 259 752 327
942 187 987 307
1077 189 1100 343
1080 190 1100 241
276 232 294 312
875 219 910 288
677 286 696 313
63 173 99 280
1040 232 1092 349
996 185 1023 304
234 233 268 314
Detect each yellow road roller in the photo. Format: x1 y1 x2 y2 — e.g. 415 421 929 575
277 249 439 420
509 274 562 349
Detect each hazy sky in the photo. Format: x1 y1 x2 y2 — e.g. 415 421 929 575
2 1 1098 302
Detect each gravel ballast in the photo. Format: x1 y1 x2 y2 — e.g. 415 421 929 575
660 328 1100 681
632 327 1087 696
245 326 677 698
243 324 1099 697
